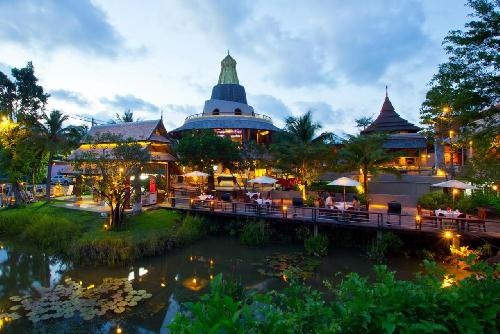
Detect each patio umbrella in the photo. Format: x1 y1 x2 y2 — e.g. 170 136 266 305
327 177 360 209
432 179 477 207
183 171 210 192
431 179 477 190
248 176 277 194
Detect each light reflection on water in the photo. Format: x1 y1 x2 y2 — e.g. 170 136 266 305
0 236 434 333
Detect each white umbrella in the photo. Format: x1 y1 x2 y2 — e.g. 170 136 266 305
248 176 277 194
327 177 360 209
431 179 477 190
432 179 477 207
247 176 278 184
183 171 210 192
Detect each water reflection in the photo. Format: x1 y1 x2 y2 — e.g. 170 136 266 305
0 236 435 333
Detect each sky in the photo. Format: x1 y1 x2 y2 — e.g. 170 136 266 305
0 0 471 135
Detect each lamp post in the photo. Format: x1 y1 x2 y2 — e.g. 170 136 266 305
449 130 455 179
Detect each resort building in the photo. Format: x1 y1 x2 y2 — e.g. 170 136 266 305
68 119 176 205
361 90 431 173
171 53 280 145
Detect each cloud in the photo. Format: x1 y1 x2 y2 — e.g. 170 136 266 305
249 94 291 123
0 62 12 76
0 0 128 57
294 101 346 132
50 89 89 107
184 0 429 87
100 94 159 113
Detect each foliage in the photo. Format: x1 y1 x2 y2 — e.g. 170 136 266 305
304 193 318 206
34 109 86 201
239 220 272 247
269 111 336 196
72 132 150 229
115 109 135 123
176 214 206 244
175 129 241 175
294 225 311 241
456 190 500 214
336 133 399 195
366 232 403 263
0 203 188 266
417 191 453 210
304 234 329 256
420 0 499 183
170 261 500 333
354 115 374 132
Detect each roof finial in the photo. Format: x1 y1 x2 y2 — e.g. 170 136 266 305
385 85 388 97
160 109 163 120
227 49 230 56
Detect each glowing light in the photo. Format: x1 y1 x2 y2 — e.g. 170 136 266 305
189 256 193 261
209 274 214 280
116 327 122 334
192 278 197 285
128 272 135 281
86 284 95 289
443 107 450 113
452 189 459 195
444 231 453 239
161 282 166 287
416 215 421 223
282 274 288 282
427 154 431 158
283 206 288 211
449 130 454 137
437 169 446 177
493 185 498 191
139 267 148 277
119 168 124 173
209 259 214 266
79 280 83 285
103 224 109 230
441 275 454 288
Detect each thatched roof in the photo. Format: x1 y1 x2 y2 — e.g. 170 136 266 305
362 94 421 134
84 119 170 143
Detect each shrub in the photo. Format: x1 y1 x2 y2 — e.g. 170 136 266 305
24 215 82 253
418 191 452 210
239 221 271 247
170 262 500 334
367 232 403 263
71 237 134 266
456 191 500 215
304 235 329 256
176 215 206 244
294 225 311 241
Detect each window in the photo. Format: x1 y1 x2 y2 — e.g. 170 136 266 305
234 108 242 115
212 109 220 115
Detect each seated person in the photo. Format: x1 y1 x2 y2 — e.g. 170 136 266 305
325 193 334 209
352 195 361 210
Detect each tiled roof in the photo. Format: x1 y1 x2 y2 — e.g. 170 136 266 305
383 133 427 149
362 95 421 134
68 146 176 162
85 120 169 143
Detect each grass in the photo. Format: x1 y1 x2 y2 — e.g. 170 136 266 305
0 203 200 266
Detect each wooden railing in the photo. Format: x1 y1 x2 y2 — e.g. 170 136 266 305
166 197 500 235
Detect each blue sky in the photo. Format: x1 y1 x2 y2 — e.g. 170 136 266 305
0 0 470 134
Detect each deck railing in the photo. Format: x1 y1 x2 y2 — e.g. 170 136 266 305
166 197 499 235
184 113 273 123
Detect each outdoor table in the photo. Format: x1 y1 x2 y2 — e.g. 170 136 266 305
198 195 214 201
334 202 350 210
435 209 462 218
255 199 272 205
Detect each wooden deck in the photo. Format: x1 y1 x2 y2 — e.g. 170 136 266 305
161 197 500 241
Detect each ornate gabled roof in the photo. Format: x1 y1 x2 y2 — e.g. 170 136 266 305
361 90 421 134
84 119 169 143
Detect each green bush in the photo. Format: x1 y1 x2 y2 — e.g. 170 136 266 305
24 215 82 253
71 237 134 266
170 261 500 334
294 225 311 241
239 221 271 247
367 232 403 263
176 215 206 244
417 191 452 210
304 234 329 256
456 191 500 215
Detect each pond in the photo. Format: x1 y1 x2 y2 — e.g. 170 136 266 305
0 236 458 333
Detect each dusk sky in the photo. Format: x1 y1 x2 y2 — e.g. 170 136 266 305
0 0 470 135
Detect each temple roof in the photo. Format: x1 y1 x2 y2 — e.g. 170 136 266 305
84 119 170 143
172 115 280 132
362 91 421 134
218 52 239 84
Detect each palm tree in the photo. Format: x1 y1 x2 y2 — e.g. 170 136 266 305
271 111 335 197
34 110 73 202
337 133 399 196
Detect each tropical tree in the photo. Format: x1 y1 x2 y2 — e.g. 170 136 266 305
34 110 86 201
354 116 374 132
72 133 150 229
336 133 399 196
115 109 135 123
421 0 499 182
270 111 335 196
175 130 241 188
